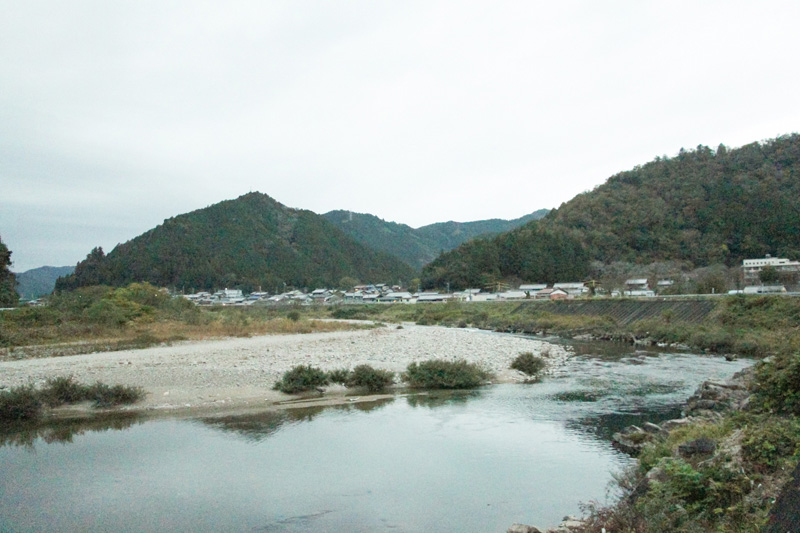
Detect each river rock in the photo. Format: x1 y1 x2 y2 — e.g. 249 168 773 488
507 524 542 533
642 422 663 434
678 437 717 457
612 425 653 455
661 417 692 431
684 374 751 417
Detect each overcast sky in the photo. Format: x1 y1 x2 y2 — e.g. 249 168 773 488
2 1 799 272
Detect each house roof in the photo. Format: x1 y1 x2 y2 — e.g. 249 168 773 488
625 278 649 285
554 282 586 289
519 284 547 290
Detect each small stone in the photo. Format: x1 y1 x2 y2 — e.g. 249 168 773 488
678 437 717 457
507 524 542 533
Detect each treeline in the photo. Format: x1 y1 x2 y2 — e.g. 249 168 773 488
56 193 416 293
422 225 589 289
423 134 800 290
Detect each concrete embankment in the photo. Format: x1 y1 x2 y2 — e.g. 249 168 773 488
510 298 719 325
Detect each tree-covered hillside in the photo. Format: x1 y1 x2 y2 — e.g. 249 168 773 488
0 235 19 306
422 134 800 290
57 193 416 292
15 266 74 300
323 209 548 269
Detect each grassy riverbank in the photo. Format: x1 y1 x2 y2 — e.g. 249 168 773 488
0 283 370 359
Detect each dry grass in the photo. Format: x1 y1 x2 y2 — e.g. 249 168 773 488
0 316 373 361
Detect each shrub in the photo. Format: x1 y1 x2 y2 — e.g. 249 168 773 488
402 360 492 389
273 365 328 393
0 384 43 421
753 353 800 414
327 368 351 385
510 352 546 377
286 310 301 322
41 376 87 407
87 382 146 407
741 416 800 472
348 365 394 392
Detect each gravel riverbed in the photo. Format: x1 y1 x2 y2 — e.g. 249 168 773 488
0 324 569 413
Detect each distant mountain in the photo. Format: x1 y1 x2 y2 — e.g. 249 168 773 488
15 266 74 300
323 209 549 269
56 193 416 292
422 134 800 289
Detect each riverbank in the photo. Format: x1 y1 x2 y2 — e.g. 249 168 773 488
0 324 567 415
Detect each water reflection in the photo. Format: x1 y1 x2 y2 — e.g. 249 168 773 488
405 390 479 409
0 412 143 449
198 398 396 442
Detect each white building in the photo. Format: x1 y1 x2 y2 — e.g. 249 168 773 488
743 255 800 283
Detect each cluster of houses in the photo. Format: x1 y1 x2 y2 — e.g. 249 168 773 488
181 280 670 307
178 255 798 306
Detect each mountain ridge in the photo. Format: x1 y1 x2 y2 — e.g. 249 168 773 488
56 193 417 292
422 134 800 290
323 209 548 269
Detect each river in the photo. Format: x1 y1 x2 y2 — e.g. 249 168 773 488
0 340 751 532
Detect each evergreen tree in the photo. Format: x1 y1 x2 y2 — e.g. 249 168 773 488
0 235 20 306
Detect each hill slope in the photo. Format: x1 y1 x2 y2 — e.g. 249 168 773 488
57 193 416 292
423 134 800 289
323 209 548 269
15 266 74 300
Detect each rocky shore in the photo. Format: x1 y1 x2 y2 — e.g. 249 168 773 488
0 323 568 413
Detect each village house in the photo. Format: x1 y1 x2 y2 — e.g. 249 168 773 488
498 290 527 300
743 285 787 295
416 292 452 303
549 288 569 300
624 279 655 297
519 284 547 297
379 291 413 303
553 282 588 298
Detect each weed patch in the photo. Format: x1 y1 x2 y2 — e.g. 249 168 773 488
347 365 394 392
0 378 145 421
403 360 492 389
510 352 546 378
273 365 328 393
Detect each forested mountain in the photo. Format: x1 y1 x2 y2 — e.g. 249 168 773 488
56 193 416 292
323 209 548 269
15 266 74 300
0 235 19 306
423 134 800 290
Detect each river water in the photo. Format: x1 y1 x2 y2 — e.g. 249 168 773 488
0 341 750 532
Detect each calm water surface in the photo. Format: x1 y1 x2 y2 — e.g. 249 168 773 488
0 342 751 532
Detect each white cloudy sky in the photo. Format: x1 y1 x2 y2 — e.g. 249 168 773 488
2 1 799 272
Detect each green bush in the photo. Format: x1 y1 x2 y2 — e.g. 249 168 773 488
403 360 492 389
87 382 146 407
347 365 394 392
327 368 351 385
753 353 800 414
741 416 800 472
0 384 43 421
273 365 328 393
510 352 546 377
1 378 146 419
41 376 87 407
286 310 301 322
